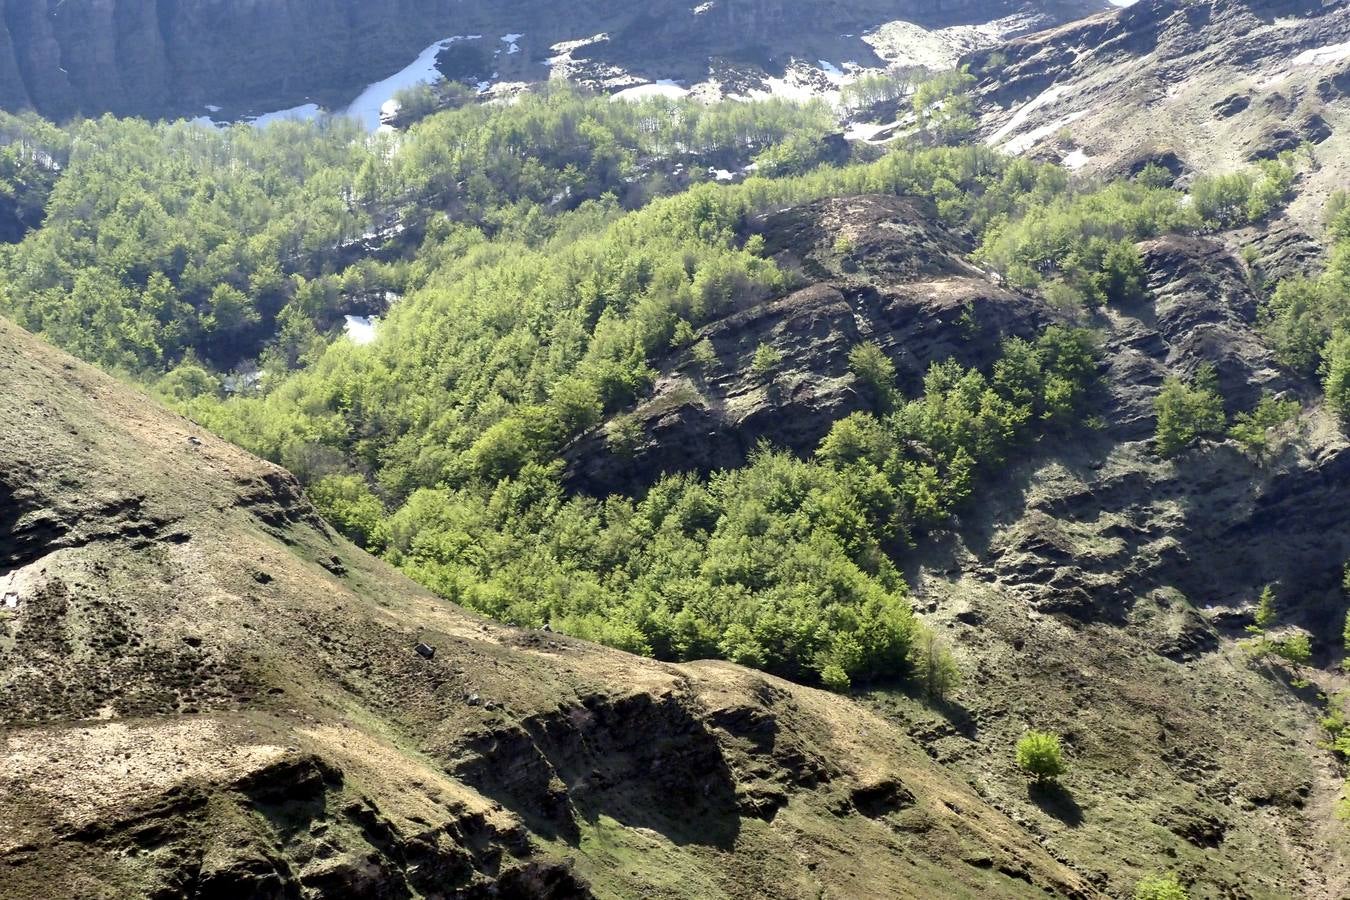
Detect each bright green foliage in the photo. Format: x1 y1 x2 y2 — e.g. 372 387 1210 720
1154 365 1226 457
0 91 1134 694
383 454 917 686
691 337 718 371
1273 633 1311 666
1228 393 1300 458
0 88 837 377
308 474 390 551
819 327 1099 532
911 69 977 144
752 342 784 374
1192 156 1296 228
356 328 1097 691
977 180 1194 302
753 132 839 178
1016 731 1067 782
1323 692 1350 760
1260 189 1350 382
1133 872 1189 900
1262 275 1350 376
848 341 897 410
841 71 912 114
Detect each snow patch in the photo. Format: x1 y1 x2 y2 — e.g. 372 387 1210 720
250 103 322 127
817 60 845 83
986 85 1071 147
501 33 523 55
344 315 378 345
865 14 1036 70
1003 110 1087 155
1063 148 1090 170
344 36 481 130
845 119 907 144
1291 40 1350 68
611 80 690 101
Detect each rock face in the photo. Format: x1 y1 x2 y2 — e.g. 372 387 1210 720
0 315 1096 899
0 0 1107 120
967 0 1350 233
565 195 1056 494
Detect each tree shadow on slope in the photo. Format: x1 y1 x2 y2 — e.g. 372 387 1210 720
1029 781 1083 827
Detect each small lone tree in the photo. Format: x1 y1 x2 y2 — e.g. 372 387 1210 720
1342 564 1350 668
910 627 960 703
1016 731 1067 783
1134 872 1189 900
752 341 783 374
1251 584 1278 633
1154 365 1226 458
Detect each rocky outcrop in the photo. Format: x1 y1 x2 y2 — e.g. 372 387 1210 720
565 195 1055 494
967 0 1350 235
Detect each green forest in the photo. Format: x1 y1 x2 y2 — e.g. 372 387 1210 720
0 81 1337 693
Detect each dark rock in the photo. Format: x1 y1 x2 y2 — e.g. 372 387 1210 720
1246 113 1333 161
414 642 436 660
850 779 917 817
1212 92 1251 117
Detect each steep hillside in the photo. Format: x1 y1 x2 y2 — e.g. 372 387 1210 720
970 0 1350 235
0 314 1097 898
557 188 1350 897
0 0 1106 121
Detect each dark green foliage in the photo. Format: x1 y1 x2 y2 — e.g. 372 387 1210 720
1323 330 1350 421
1154 365 1226 458
1016 731 1067 782
910 628 960 702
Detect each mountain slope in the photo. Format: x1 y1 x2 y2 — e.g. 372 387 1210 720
0 313 1093 898
555 188 1350 897
971 0 1350 235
